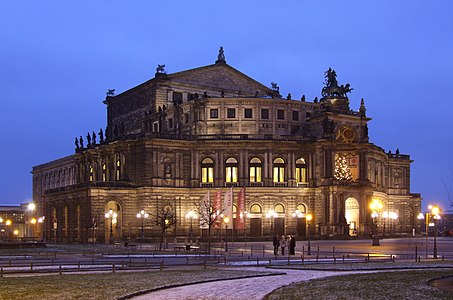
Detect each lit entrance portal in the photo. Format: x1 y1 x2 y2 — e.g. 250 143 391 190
345 197 359 236
104 201 122 243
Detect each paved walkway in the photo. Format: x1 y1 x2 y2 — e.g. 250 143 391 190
131 267 374 300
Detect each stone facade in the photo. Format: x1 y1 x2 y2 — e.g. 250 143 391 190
32 51 421 243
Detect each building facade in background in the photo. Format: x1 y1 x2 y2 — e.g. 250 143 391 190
32 49 421 243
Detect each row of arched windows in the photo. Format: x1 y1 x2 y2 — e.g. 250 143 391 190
86 155 124 183
201 157 308 184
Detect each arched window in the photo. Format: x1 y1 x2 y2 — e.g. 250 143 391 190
273 158 285 183
102 162 107 182
115 157 121 180
296 204 307 213
274 203 285 213
250 204 262 214
295 157 307 184
249 157 262 183
201 158 214 183
225 157 238 182
89 165 94 182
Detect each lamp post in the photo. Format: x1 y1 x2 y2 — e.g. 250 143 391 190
430 205 441 259
185 210 197 245
105 209 117 243
136 209 149 241
420 205 441 259
28 202 36 238
266 209 278 236
369 199 383 246
306 213 313 255
224 216 230 252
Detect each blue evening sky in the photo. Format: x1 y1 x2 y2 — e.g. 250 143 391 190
1 1 452 211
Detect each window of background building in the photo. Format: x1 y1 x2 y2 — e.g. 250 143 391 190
244 108 253 118
249 157 262 182
102 163 107 182
273 157 285 182
201 158 214 183
225 157 238 182
89 165 94 182
172 92 183 106
277 109 285 120
115 158 121 180
168 118 173 128
227 108 236 118
210 109 219 119
292 111 299 121
261 109 269 119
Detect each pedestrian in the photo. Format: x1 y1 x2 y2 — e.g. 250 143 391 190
289 234 296 255
280 235 287 255
273 235 280 255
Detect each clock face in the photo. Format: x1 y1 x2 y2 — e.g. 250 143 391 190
336 126 355 144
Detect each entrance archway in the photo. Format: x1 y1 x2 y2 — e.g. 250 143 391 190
105 201 122 243
345 198 359 236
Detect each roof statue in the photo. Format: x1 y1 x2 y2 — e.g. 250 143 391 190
216 46 226 63
106 89 115 96
156 64 166 74
321 67 353 98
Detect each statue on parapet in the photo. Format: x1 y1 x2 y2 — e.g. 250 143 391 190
217 46 226 63
86 132 91 146
75 137 79 149
106 89 115 97
99 128 104 143
156 64 166 74
79 136 84 148
92 131 96 145
321 68 353 98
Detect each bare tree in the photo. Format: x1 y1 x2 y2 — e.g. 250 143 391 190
194 198 224 254
442 170 453 207
153 205 176 251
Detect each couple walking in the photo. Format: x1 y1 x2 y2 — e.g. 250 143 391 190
273 234 296 255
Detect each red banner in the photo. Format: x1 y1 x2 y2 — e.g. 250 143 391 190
235 187 246 229
212 190 222 228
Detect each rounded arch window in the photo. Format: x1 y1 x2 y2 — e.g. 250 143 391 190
250 204 262 213
296 204 307 213
225 157 238 183
295 157 308 184
273 157 285 183
249 157 262 183
201 157 214 183
274 203 285 213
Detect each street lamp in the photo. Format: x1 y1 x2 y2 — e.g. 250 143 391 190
420 205 442 259
369 199 383 246
306 213 313 255
28 202 36 238
266 210 278 236
224 216 230 252
185 210 197 245
136 209 149 241
105 209 118 243
430 205 441 259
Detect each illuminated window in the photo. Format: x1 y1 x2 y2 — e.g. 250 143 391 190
249 157 262 182
115 158 121 180
89 165 94 182
201 158 214 183
250 204 262 213
295 158 307 183
102 163 107 182
296 204 306 213
274 204 285 213
225 157 238 182
273 158 285 183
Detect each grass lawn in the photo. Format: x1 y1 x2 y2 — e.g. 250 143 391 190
0 268 268 300
265 269 453 300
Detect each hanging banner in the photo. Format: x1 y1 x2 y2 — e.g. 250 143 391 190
235 187 246 229
212 190 223 228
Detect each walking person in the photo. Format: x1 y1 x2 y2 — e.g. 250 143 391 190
280 235 287 255
273 235 280 255
289 234 296 255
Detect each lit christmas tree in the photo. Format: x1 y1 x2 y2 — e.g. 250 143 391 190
334 154 352 181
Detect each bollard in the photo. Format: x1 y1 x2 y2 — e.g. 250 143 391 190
334 257 336 264
269 259 272 265
301 254 304 265
256 257 259 266
262 245 265 258
78 261 80 269
251 245 253 257
92 258 94 265
367 253 370 263
418 256 421 262
415 246 418 262
224 257 227 265
186 257 189 265
112 264 115 273
287 254 290 265
30 262 33 272
316 255 319 262
333 246 335 259
160 261 164 271
302 246 305 256
442 255 445 261
1 267 3 278
342 255 345 263
59 265 62 275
